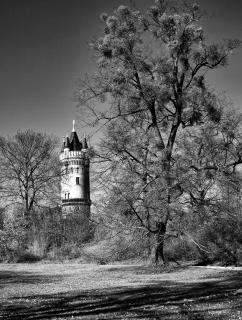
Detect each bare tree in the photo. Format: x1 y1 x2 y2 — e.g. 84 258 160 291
0 130 60 218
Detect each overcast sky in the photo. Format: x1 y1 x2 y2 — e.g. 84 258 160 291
0 0 241 141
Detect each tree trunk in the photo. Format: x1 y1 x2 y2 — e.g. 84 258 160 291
154 221 167 264
154 106 181 265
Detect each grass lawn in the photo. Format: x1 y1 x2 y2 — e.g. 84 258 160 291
0 262 241 319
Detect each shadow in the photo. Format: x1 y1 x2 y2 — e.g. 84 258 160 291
0 268 241 320
0 270 62 288
104 264 190 275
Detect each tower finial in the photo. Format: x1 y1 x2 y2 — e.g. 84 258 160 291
72 119 75 132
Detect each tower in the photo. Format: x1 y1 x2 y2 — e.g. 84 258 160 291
59 121 91 241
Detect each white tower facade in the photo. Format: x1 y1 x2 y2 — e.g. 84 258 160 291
60 121 91 217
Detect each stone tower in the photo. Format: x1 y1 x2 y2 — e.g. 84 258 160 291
59 121 91 241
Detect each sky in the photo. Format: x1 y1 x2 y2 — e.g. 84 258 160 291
0 0 241 142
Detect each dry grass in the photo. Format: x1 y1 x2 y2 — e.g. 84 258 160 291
0 262 241 319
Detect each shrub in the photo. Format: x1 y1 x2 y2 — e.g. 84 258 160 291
164 238 199 263
16 252 42 263
197 213 242 266
0 208 28 262
46 243 84 261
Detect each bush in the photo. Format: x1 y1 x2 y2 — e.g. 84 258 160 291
46 243 84 260
197 213 242 266
15 252 42 263
164 238 199 263
0 209 28 262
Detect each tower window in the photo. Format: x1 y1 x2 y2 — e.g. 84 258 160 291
76 177 80 185
76 167 79 173
65 192 70 199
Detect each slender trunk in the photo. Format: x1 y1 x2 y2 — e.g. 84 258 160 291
154 104 182 264
25 192 30 219
145 211 152 256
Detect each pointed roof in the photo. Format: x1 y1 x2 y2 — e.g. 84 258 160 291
69 120 82 151
70 131 82 151
61 121 85 152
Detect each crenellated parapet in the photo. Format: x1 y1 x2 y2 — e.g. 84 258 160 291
60 150 89 162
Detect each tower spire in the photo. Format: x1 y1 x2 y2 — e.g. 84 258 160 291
72 119 75 132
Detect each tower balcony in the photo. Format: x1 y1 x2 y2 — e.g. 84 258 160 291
62 198 91 206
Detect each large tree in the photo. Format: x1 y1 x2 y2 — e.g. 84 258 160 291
77 1 241 262
0 130 60 217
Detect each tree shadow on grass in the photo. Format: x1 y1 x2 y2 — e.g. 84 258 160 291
0 270 62 288
103 264 190 275
0 269 241 320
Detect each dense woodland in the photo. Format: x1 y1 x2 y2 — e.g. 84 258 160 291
0 0 242 266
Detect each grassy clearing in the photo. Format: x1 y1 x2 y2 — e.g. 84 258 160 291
0 262 241 319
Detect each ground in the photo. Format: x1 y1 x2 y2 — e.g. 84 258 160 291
0 262 241 319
